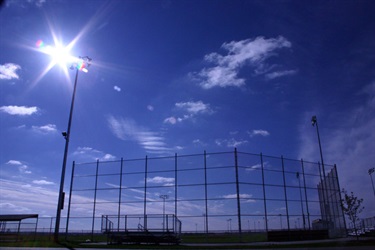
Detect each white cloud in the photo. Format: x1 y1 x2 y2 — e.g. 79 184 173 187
0 63 21 80
193 139 207 147
164 116 177 125
31 124 57 134
146 176 175 184
6 160 22 165
165 101 213 125
175 101 213 114
114 85 121 92
6 160 31 174
73 146 116 161
107 116 171 154
265 69 298 80
147 105 154 111
0 179 57 216
191 36 292 89
245 163 262 171
248 129 270 137
215 138 248 148
223 193 253 199
0 105 38 116
32 180 54 185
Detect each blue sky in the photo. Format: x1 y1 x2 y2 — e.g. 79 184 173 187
1 0 375 228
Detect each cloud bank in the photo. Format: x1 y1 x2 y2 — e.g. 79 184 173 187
191 36 294 89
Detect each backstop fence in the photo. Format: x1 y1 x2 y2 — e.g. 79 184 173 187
62 149 346 239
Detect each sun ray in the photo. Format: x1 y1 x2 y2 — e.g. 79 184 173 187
26 1 117 91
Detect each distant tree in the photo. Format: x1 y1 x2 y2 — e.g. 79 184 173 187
340 189 364 240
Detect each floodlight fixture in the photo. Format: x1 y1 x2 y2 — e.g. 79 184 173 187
311 115 317 126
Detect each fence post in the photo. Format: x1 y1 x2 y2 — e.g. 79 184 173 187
260 153 268 233
144 156 148 230
204 150 208 234
234 148 242 240
301 159 311 230
334 164 347 234
65 161 75 239
175 153 178 218
281 156 290 234
118 158 123 231
92 159 99 241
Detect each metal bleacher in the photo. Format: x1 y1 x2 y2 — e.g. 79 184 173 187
101 214 181 245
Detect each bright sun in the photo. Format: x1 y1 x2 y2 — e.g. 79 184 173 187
36 39 77 69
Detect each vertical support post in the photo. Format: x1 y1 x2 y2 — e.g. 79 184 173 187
92 159 99 241
281 156 290 233
260 153 268 233
318 162 328 227
234 148 242 239
297 170 305 230
174 153 178 232
204 150 208 233
118 158 123 231
301 159 311 230
335 164 347 233
65 161 75 238
174 153 178 218
143 156 148 230
125 215 127 231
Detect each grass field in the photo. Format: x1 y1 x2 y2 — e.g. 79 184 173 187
0 232 374 249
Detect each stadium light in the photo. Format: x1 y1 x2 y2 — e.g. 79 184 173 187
54 56 92 242
311 115 330 227
311 116 325 176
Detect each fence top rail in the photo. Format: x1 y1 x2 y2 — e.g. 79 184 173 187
74 149 336 168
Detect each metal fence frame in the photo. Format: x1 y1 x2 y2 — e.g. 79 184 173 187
62 148 346 240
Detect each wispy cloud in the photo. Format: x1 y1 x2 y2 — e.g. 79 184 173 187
6 160 32 174
0 105 38 116
72 146 116 161
190 36 293 89
0 63 21 80
6 0 46 8
0 178 57 216
32 180 55 185
265 69 298 80
107 116 170 154
215 138 248 148
248 129 270 137
146 176 175 185
176 101 213 114
31 124 57 134
222 193 255 202
164 101 213 125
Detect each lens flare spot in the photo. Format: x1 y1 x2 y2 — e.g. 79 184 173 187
36 39 44 48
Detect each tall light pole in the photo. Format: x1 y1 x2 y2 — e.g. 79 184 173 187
160 195 169 232
54 56 92 242
311 116 326 177
311 115 329 227
369 168 375 198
